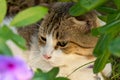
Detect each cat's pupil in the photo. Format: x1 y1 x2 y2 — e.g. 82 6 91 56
57 41 68 47
41 36 46 42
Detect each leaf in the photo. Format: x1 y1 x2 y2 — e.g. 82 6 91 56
93 49 110 73
98 19 120 34
54 77 70 80
0 38 12 56
0 0 7 23
69 0 107 16
33 74 47 80
109 37 120 57
107 11 120 23
69 2 86 16
98 15 108 22
93 34 114 73
33 69 47 80
47 67 59 80
0 26 13 40
114 0 120 9
11 34 26 50
0 26 26 50
80 0 107 10
33 68 59 80
93 35 111 57
96 7 117 14
10 6 48 27
91 28 101 36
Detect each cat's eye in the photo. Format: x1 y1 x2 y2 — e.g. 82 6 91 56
40 36 46 42
57 41 68 47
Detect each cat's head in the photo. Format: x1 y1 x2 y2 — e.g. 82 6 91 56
38 3 101 67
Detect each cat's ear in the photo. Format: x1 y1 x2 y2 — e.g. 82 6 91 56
73 11 99 33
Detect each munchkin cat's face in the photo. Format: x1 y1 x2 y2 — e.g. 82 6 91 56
37 3 100 67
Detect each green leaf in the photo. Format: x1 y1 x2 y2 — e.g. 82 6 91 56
10 6 48 27
0 38 12 56
109 37 120 57
93 49 110 73
0 26 13 40
69 0 107 16
33 68 59 80
33 73 47 80
33 69 47 80
0 0 7 23
98 19 120 34
93 35 111 57
0 26 26 50
98 15 108 22
47 67 59 80
91 27 101 36
114 0 120 9
11 34 26 50
80 0 107 10
69 2 86 16
96 7 117 14
93 34 114 73
107 11 120 23
54 77 70 80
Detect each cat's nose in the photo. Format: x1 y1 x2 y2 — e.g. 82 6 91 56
43 54 51 59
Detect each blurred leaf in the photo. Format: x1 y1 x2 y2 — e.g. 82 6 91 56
0 26 26 50
80 0 107 10
0 26 13 40
0 0 7 23
33 67 59 80
54 77 70 80
109 37 120 57
93 34 113 73
98 15 108 22
91 28 100 36
33 69 47 80
93 35 112 57
69 0 107 16
0 38 12 56
69 2 86 16
47 67 59 80
11 34 26 50
33 73 47 80
35 68 43 74
93 49 110 73
11 6 48 27
107 11 120 23
96 7 117 14
114 0 120 9
98 19 120 34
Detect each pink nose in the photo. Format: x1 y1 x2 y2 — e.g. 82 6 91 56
43 54 51 59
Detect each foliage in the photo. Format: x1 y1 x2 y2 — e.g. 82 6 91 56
10 6 48 27
0 0 120 80
0 0 48 55
65 0 120 75
0 0 68 80
0 0 7 23
33 67 69 80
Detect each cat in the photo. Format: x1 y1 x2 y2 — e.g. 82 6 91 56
5 2 112 80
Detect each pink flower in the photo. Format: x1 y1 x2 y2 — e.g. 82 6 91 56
0 55 33 80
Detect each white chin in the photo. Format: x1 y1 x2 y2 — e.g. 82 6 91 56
49 62 65 67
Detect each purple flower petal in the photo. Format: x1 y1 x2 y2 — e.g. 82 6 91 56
0 55 33 80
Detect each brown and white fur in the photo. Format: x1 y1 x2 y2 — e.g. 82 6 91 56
4 2 112 80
